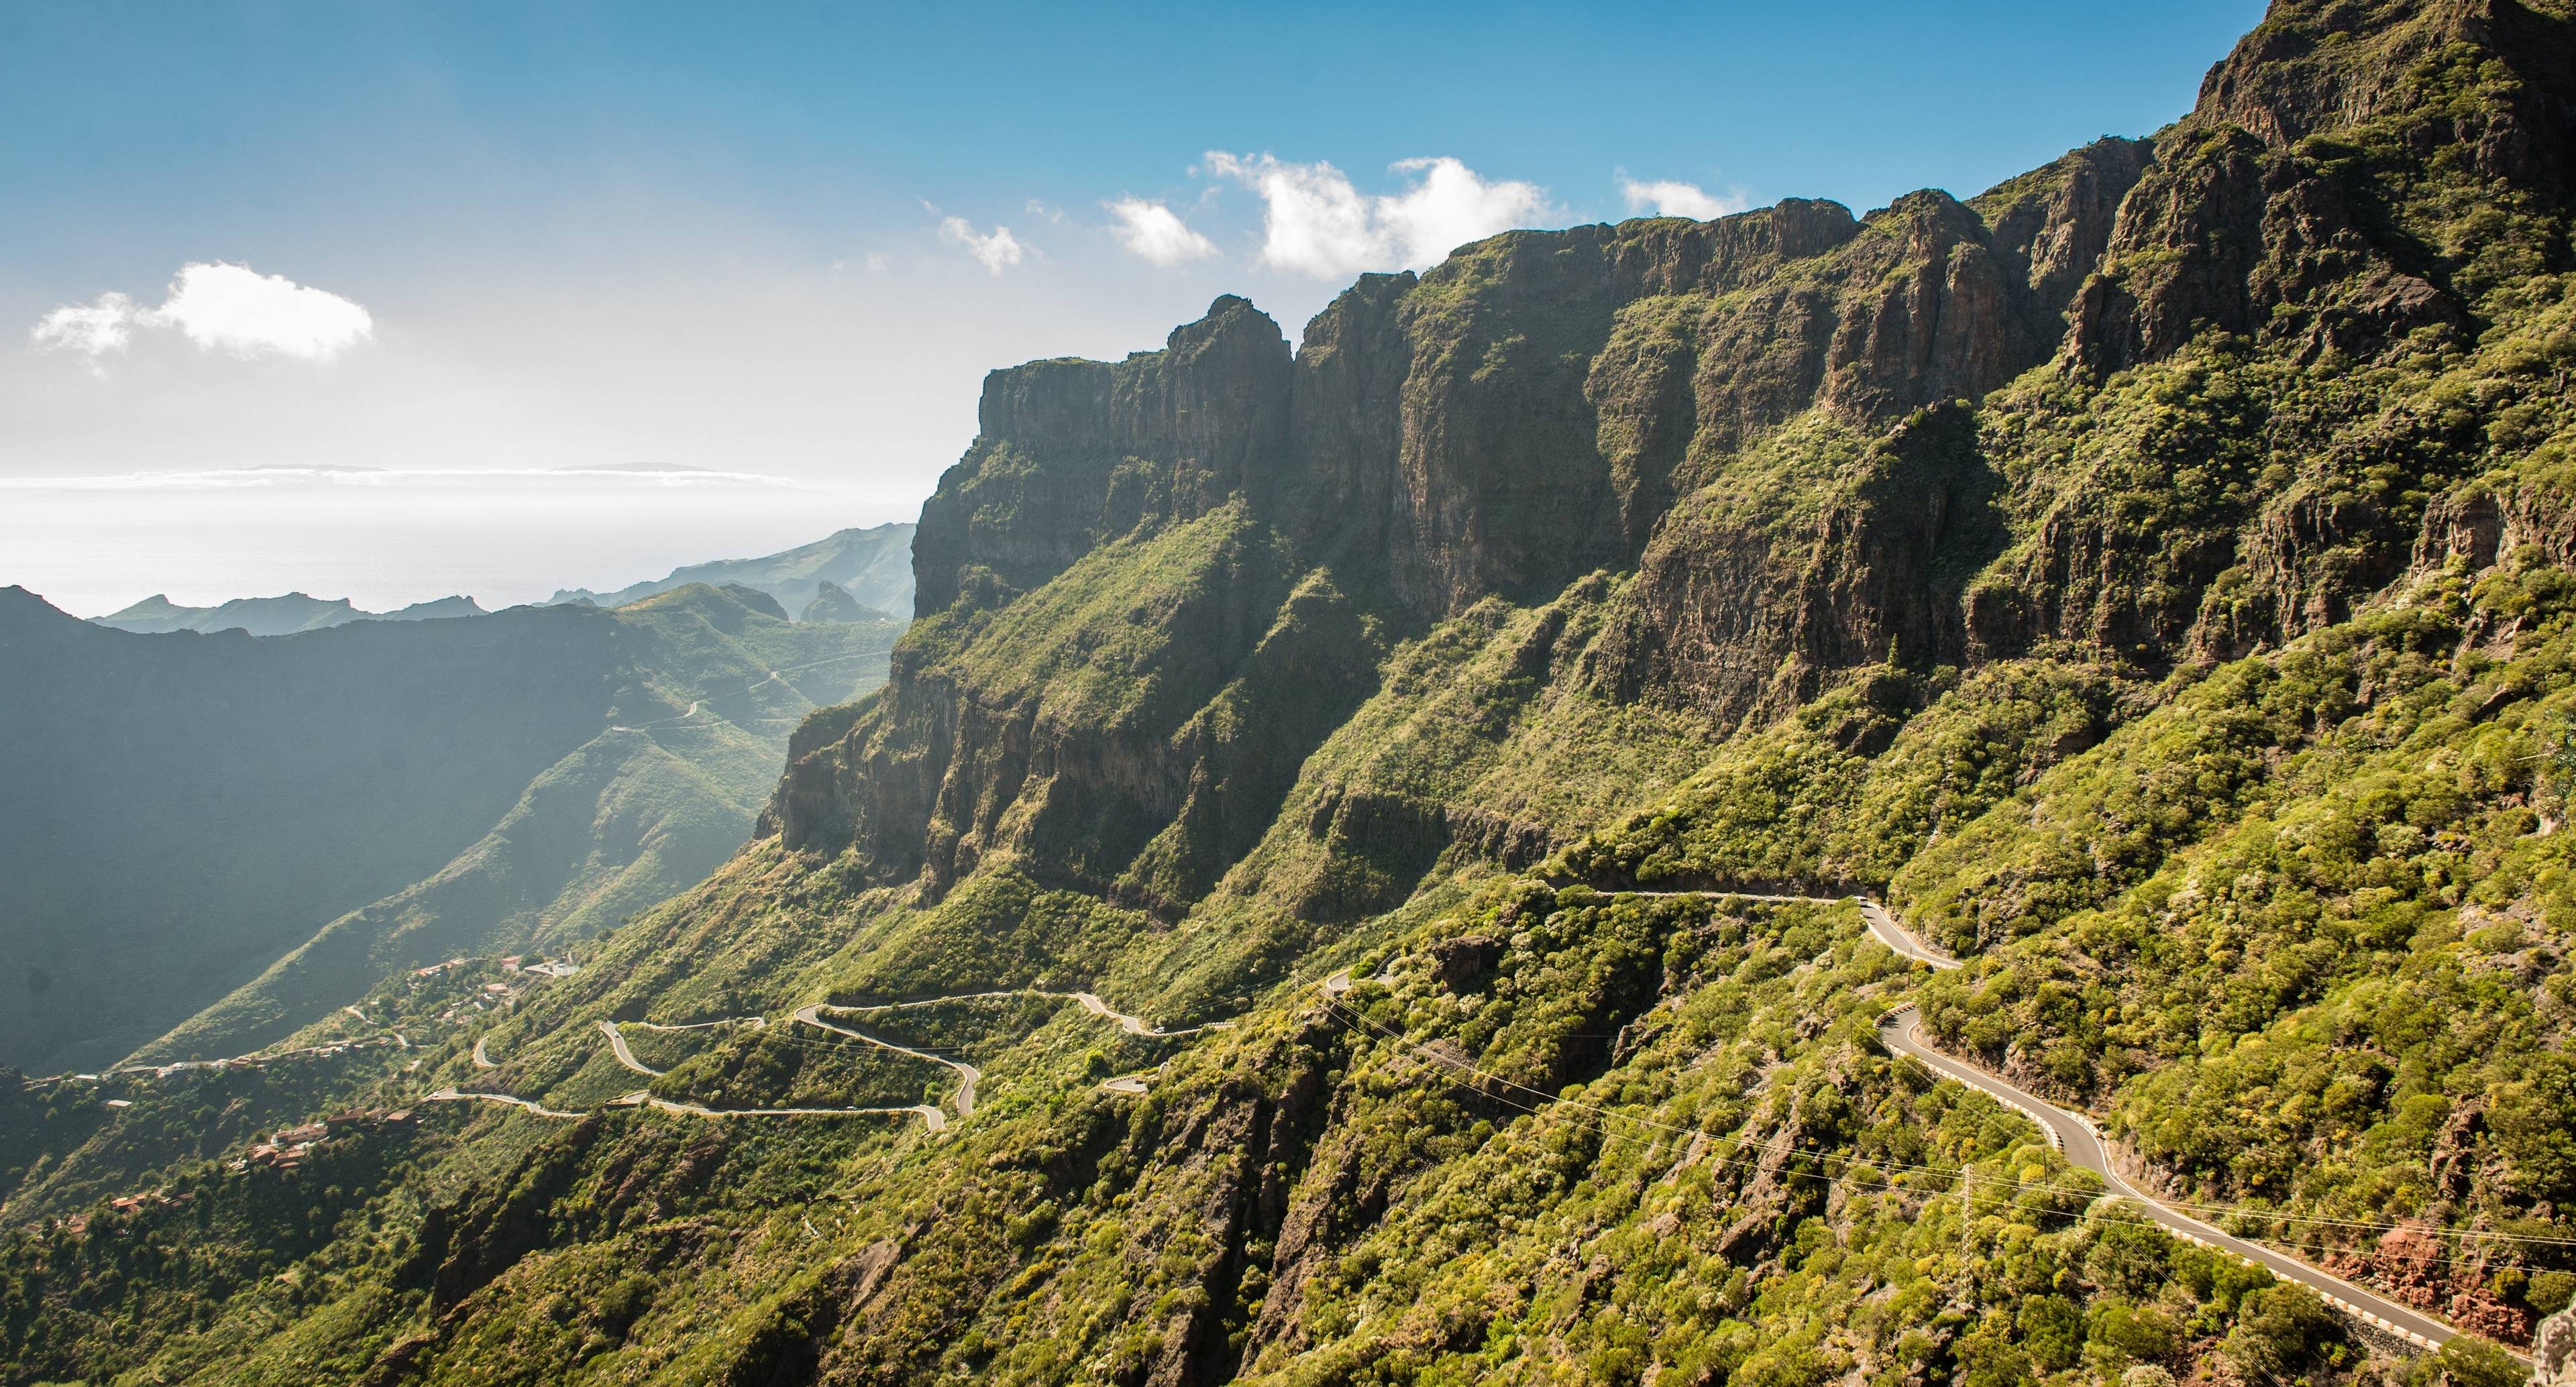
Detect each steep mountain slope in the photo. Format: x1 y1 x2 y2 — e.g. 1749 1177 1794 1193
11 3 2576 1385
93 590 489 635
0 584 904 1074
549 522 918 618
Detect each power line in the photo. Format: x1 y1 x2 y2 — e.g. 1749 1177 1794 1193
1319 995 2576 1254
1324 995 2563 1279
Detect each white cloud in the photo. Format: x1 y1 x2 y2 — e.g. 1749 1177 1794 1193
1203 152 1552 279
31 262 374 366
1201 152 1375 278
938 217 1026 274
156 263 374 359
1378 158 1554 268
1105 197 1218 266
1619 177 1749 221
32 294 145 357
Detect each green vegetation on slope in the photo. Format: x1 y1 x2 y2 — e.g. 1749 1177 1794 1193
16 3 2576 1383
0 581 904 1074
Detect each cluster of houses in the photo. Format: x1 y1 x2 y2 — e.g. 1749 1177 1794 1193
30 1187 191 1238
225 1107 413 1173
28 949 586 1094
418 953 577 982
19 949 594 1244
420 953 580 1025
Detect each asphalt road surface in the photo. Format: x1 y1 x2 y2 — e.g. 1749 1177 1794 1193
1880 1003 2465 1353
792 1003 982 1116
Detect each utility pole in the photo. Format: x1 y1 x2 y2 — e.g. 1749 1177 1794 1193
1960 1166 1972 1258
1958 1140 1976 1265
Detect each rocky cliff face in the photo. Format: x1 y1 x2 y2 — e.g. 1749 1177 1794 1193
911 164 2149 635
910 297 1295 615
1581 404 2008 726
44 7 2576 1385
777 0 2576 909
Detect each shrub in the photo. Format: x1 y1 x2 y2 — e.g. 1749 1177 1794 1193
2434 1335 2524 1387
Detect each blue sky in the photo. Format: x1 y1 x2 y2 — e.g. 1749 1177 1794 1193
1 1 2265 614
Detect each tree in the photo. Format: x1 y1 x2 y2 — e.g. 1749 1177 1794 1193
2434 1334 2522 1387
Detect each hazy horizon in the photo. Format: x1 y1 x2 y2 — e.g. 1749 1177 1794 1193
5 1 2265 617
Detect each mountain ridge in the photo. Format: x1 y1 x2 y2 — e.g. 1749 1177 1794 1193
549 521 916 618
92 590 491 636
12 3 2576 1384
0 581 905 1074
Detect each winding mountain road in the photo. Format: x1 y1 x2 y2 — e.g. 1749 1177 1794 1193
610 700 704 733
819 985 1246 1097
425 1088 586 1119
430 988 1220 1130
789 986 1232 1107
826 987 1226 1038
1854 898 1959 969
1068 991 1232 1037
598 1020 664 1076
427 1086 943 1129
431 1006 967 1129
1615 889 1962 970
1878 1005 2462 1352
378 885 2496 1355
793 1004 982 1116
608 1089 945 1131
1421 889 2477 1353
1833 898 2473 1351
397 877 2498 1363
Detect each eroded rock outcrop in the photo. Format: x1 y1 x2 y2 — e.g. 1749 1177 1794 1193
912 295 1295 615
770 0 2576 918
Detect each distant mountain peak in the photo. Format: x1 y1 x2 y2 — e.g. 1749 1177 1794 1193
544 522 916 621
798 579 894 624
90 590 486 637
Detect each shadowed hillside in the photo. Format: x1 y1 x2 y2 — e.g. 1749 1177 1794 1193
92 591 489 636
0 583 903 1074
14 3 2576 1384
